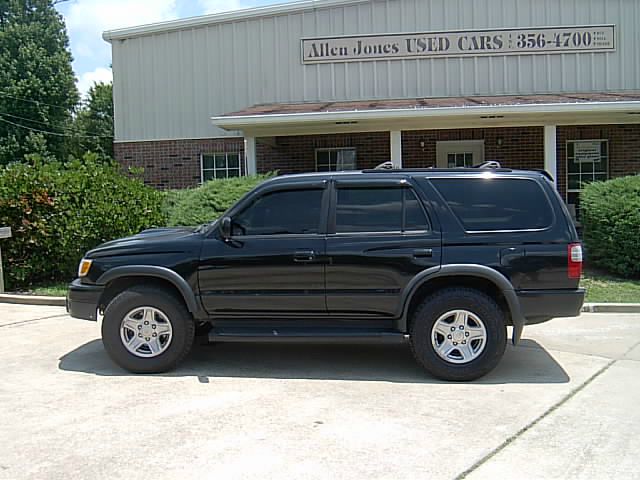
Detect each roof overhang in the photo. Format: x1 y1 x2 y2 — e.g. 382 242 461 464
212 97 640 137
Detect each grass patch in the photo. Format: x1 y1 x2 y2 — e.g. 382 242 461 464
582 268 640 303
13 283 68 297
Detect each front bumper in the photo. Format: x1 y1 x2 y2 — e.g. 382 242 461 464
66 279 103 321
517 288 586 324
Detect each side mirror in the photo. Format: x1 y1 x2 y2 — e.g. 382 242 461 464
220 216 232 239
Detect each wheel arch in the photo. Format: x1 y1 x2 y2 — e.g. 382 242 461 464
97 266 202 317
399 264 525 344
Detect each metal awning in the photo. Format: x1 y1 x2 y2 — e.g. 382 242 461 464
212 92 640 137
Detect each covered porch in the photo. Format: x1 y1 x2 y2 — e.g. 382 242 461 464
212 92 640 211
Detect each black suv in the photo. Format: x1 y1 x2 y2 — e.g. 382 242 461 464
67 168 584 381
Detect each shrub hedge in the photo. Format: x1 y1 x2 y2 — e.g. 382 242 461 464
581 175 640 278
165 173 274 227
0 155 166 289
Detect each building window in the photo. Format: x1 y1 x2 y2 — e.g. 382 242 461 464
202 153 242 182
436 140 485 168
566 140 609 218
447 152 474 168
316 148 357 172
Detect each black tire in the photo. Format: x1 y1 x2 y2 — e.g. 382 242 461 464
409 287 507 381
101 285 195 373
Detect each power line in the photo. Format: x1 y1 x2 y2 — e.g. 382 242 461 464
0 111 112 138
0 91 78 112
0 115 113 139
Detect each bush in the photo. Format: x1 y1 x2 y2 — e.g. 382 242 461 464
0 155 166 289
165 173 274 226
581 175 640 278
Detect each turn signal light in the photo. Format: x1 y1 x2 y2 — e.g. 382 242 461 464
568 243 583 279
78 259 93 277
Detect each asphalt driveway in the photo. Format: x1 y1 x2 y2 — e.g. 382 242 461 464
0 304 638 479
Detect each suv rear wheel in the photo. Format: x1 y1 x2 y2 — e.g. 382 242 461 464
101 285 195 373
410 287 507 381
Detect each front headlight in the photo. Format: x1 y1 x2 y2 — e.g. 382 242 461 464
78 259 93 277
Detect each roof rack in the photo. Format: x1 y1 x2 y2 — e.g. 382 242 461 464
365 161 513 174
474 161 501 169
374 161 394 170
373 160 503 171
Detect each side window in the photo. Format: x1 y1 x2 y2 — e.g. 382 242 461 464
431 178 553 231
335 187 429 233
232 189 323 236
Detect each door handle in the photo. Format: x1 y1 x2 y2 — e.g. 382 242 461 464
413 248 433 258
294 250 316 262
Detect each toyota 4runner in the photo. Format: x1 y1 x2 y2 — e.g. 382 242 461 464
67 167 585 381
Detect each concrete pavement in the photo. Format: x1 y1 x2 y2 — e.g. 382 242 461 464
0 304 638 480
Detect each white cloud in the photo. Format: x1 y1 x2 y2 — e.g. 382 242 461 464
65 0 178 42
77 67 113 98
62 0 179 68
198 0 246 15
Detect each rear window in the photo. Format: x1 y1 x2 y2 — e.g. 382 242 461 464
430 177 553 231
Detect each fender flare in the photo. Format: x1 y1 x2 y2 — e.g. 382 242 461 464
399 264 525 344
97 265 200 315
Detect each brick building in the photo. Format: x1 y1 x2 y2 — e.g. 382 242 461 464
104 0 640 215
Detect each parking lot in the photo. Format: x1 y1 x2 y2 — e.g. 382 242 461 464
0 304 638 480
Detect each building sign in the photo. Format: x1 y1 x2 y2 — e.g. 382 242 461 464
301 25 615 64
574 140 604 164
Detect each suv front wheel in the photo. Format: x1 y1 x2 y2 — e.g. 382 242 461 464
101 285 195 373
410 287 507 381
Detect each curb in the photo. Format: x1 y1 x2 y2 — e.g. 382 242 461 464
582 303 640 313
0 293 65 307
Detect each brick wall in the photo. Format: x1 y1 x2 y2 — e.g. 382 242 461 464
114 124 640 192
556 124 640 198
401 127 545 170
114 138 244 189
256 132 390 174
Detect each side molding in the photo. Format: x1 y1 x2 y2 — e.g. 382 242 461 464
399 264 525 345
97 265 201 315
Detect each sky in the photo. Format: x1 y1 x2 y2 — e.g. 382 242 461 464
55 0 289 97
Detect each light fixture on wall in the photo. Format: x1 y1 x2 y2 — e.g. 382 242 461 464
496 138 503 147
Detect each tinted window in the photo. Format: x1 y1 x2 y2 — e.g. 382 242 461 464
431 178 553 231
336 187 429 233
404 189 429 231
232 189 323 235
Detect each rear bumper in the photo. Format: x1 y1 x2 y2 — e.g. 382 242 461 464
66 279 103 321
517 288 586 324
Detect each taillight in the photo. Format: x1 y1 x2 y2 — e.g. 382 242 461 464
568 243 583 279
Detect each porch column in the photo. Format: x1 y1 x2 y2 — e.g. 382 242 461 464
244 136 257 176
390 130 402 168
544 125 557 187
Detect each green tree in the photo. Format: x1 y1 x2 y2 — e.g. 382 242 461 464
0 0 78 165
73 82 114 158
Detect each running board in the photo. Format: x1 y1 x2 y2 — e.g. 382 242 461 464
208 327 408 344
